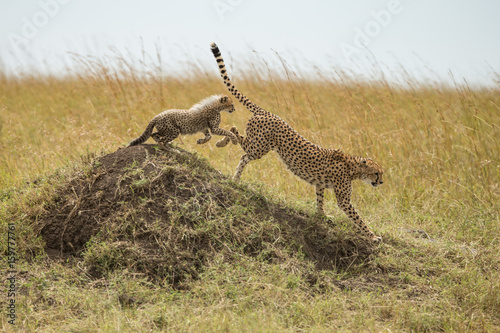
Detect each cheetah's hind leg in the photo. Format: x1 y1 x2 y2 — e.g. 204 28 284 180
196 129 212 145
151 132 166 144
151 132 180 153
233 154 253 180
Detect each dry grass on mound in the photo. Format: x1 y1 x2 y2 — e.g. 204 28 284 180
34 145 377 287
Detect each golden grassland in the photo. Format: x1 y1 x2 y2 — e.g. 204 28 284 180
0 53 499 331
1 58 499 243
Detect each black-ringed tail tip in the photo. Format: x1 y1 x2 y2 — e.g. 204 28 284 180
210 42 220 56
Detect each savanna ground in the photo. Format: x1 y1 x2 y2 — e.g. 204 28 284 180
0 51 499 332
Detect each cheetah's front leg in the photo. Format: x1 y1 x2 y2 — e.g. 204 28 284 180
334 183 382 242
216 126 241 147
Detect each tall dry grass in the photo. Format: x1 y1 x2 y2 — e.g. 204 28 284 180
0 50 498 245
1 49 500 332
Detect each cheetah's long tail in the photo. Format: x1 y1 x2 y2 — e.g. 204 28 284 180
210 42 261 113
128 120 155 147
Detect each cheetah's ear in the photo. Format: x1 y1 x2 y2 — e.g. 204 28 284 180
220 96 228 103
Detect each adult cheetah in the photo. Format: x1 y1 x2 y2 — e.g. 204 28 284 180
128 94 238 148
211 43 384 242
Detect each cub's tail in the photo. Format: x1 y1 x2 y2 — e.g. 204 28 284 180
128 120 155 147
210 42 261 113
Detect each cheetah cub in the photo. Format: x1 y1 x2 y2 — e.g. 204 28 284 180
211 43 384 242
128 94 238 148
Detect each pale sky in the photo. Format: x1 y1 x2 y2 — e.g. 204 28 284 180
1 0 499 86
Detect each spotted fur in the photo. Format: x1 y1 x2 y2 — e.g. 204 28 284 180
211 43 384 242
128 94 237 148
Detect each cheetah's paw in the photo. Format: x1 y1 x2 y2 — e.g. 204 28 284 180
216 138 230 148
196 138 209 145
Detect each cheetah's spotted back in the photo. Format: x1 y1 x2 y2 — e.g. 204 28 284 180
128 94 238 148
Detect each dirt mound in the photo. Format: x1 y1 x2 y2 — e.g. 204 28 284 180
37 145 376 285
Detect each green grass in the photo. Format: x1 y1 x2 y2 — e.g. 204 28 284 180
0 51 499 332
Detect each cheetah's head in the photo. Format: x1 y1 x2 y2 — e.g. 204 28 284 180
358 158 384 187
219 95 235 113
